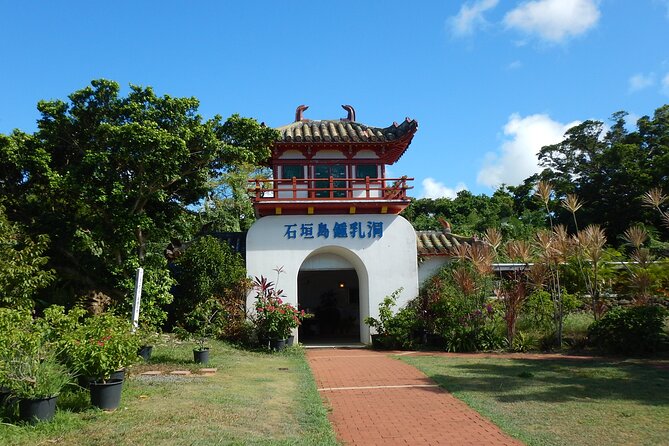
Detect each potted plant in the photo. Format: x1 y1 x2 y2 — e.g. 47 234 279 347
0 308 35 406
364 288 403 349
175 297 221 364
135 325 160 361
64 313 139 410
252 272 308 351
2 348 72 423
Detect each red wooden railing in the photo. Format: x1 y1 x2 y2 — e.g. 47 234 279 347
248 176 413 201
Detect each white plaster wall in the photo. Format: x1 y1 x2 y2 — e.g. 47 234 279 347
246 214 419 343
417 257 449 285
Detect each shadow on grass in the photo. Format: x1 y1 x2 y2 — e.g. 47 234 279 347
425 359 669 406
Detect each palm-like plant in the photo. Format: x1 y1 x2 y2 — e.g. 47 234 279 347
533 224 572 346
642 188 669 229
500 239 535 346
621 225 655 304
575 224 607 319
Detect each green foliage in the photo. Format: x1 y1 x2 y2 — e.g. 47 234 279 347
63 312 140 381
588 305 668 354
402 187 546 238
175 297 222 350
0 308 41 390
418 261 504 352
364 288 423 349
115 254 175 330
0 308 72 399
520 290 580 334
537 107 669 242
2 349 71 399
0 206 55 309
384 305 423 350
364 288 404 335
198 164 269 232
172 236 248 340
173 236 246 313
252 273 308 341
0 79 277 315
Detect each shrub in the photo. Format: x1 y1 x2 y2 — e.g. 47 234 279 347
172 236 247 339
251 274 308 342
0 206 55 310
64 312 140 381
2 349 72 399
588 305 668 354
385 305 423 350
175 297 222 351
115 254 175 330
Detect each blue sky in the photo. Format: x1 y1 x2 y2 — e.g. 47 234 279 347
1 1 668 198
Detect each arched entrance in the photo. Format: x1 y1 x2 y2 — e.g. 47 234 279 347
297 249 366 344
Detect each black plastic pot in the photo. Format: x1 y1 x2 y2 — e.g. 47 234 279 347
110 369 125 381
90 379 123 411
78 375 94 389
269 338 287 351
0 386 11 406
371 334 393 350
286 335 295 347
18 396 57 423
138 345 153 361
193 348 210 364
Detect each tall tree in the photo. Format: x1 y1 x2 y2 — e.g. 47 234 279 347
0 80 277 322
536 106 669 242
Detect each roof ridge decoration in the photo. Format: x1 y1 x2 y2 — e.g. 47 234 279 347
275 106 419 165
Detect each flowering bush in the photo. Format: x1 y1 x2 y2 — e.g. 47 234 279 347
253 272 308 340
64 312 140 382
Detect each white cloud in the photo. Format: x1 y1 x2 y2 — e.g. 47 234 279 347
477 113 580 189
506 60 522 70
503 0 600 43
421 178 467 199
447 0 499 37
628 73 655 92
662 72 669 96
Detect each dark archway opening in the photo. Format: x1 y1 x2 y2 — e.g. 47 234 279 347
298 269 359 343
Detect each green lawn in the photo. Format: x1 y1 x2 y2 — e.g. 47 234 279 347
400 354 669 446
0 338 338 446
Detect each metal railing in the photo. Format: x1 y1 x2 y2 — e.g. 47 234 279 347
248 176 413 201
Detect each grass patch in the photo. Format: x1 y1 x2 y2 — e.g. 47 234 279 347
0 338 337 446
400 354 669 446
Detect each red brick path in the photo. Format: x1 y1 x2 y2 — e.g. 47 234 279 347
307 349 523 446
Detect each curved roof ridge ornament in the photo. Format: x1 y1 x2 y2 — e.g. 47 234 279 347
341 104 356 122
295 105 309 122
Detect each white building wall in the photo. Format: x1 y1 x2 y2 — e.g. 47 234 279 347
418 257 449 285
246 214 419 343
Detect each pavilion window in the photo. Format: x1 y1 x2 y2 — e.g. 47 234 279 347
355 164 378 179
281 165 305 179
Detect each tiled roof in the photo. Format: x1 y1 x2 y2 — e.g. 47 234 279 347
416 230 478 257
276 118 418 144
272 106 418 165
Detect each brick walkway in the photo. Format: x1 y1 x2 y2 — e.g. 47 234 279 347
307 349 522 446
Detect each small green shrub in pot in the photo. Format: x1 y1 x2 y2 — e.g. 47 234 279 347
364 288 404 349
175 297 222 352
2 348 72 400
64 313 140 382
